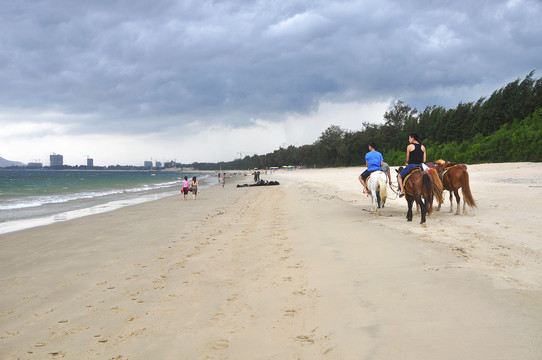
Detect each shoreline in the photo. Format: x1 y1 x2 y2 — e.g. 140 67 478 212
1 163 541 359
0 171 228 235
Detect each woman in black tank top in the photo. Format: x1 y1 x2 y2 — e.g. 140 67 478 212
398 133 427 196
408 143 424 164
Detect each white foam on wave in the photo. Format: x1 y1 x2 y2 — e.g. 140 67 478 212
0 180 180 211
0 173 215 235
0 191 178 235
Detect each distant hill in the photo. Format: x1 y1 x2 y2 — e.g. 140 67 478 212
0 157 25 167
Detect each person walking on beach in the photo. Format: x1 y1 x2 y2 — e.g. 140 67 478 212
191 176 198 200
358 143 383 194
182 176 190 200
222 172 226 188
397 132 426 197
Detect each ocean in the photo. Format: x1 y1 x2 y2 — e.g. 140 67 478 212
0 169 215 235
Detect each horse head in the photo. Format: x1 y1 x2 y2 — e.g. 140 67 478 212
435 159 450 172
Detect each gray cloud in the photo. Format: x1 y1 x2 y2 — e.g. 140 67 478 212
1 0 541 137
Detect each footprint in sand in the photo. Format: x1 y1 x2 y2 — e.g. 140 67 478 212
210 339 230 350
48 351 66 357
295 335 315 344
1 330 19 339
283 309 297 317
34 308 54 317
211 313 225 321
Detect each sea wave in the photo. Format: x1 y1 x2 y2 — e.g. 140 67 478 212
0 180 179 211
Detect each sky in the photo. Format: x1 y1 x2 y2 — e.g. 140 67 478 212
1 0 541 166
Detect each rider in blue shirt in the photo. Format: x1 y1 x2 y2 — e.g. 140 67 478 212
358 143 383 193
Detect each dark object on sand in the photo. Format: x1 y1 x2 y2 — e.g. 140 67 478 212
237 180 280 188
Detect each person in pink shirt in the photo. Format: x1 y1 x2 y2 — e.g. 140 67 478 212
182 176 190 200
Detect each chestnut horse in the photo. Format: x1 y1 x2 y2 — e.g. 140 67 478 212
435 160 477 215
396 167 434 225
425 163 445 209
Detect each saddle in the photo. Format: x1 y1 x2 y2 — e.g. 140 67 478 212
438 163 458 181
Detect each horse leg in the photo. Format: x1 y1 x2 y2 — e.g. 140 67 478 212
454 189 461 215
406 196 413 221
417 196 427 224
448 191 454 213
463 197 467 215
376 191 381 209
372 192 379 215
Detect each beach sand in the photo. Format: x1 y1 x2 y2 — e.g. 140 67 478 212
1 163 541 359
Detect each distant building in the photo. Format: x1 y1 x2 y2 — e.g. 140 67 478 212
50 154 63 167
27 162 43 169
87 158 94 167
155 161 162 168
144 161 153 169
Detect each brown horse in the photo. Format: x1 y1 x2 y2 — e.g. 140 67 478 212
425 163 445 209
435 160 477 215
396 167 434 225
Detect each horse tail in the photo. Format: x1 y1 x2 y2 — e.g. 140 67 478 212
378 173 388 204
422 173 434 214
461 169 477 208
429 169 444 205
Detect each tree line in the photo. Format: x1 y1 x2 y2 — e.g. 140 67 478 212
193 71 542 170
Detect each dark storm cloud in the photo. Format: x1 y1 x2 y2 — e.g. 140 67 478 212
1 0 541 133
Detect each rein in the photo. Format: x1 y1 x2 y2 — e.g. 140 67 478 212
387 182 400 200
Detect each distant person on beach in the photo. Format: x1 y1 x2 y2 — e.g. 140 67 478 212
222 172 226 188
218 173 220 183
358 143 383 194
397 132 426 197
182 176 190 200
191 176 198 200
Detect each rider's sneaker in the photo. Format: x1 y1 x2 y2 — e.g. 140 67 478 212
398 191 404 198
363 188 369 194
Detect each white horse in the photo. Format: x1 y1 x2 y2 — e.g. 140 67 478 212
366 171 388 215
